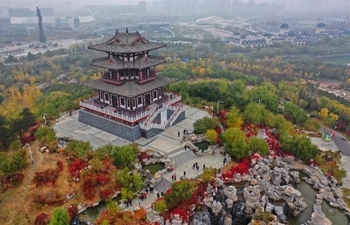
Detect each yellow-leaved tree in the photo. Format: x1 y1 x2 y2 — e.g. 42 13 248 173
318 108 329 119
329 113 339 121
206 129 218 144
225 106 243 128
0 85 41 119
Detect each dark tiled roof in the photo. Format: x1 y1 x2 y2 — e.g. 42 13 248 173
83 75 176 98
317 22 326 28
91 55 165 70
88 31 166 54
280 23 289 29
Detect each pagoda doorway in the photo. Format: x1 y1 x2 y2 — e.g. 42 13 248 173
145 93 151 105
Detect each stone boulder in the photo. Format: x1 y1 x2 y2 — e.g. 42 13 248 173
212 200 223 216
290 171 300 184
307 204 332 225
244 186 261 214
223 186 238 202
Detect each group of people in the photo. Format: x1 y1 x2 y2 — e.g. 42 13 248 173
138 190 148 201
178 129 189 137
192 162 201 171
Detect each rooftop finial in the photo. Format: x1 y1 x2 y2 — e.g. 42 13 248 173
126 27 129 36
115 29 118 35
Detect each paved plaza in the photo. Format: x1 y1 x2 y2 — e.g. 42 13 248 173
54 105 226 211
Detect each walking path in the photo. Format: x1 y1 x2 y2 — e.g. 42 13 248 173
123 146 227 212
6 144 44 225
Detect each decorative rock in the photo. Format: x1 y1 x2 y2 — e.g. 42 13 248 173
307 204 332 225
290 171 300 183
226 198 234 209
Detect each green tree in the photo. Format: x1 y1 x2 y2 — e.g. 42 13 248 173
304 118 321 132
65 140 92 160
110 144 139 169
221 127 246 144
221 128 250 160
11 108 36 141
248 137 269 156
193 117 219 134
121 187 134 200
280 133 319 161
248 82 278 112
243 103 264 124
225 141 250 160
35 127 56 145
283 102 307 126
154 199 167 214
274 114 294 134
225 106 243 128
164 179 197 209
49 208 70 225
0 115 15 151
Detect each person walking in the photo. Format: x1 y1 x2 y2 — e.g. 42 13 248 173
174 173 177 181
157 193 160 198
203 164 206 170
171 174 174 181
178 131 180 137
196 164 199 171
184 171 186 177
184 144 187 151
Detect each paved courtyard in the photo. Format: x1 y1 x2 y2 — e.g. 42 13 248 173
54 105 226 212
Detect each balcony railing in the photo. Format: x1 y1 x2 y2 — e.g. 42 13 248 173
80 92 182 128
80 100 151 123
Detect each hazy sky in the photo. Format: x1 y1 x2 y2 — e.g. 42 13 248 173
0 0 349 10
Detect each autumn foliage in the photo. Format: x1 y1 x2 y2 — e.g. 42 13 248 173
69 158 88 181
34 212 50 225
33 161 63 187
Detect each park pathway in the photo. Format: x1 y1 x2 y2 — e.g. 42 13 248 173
7 144 44 225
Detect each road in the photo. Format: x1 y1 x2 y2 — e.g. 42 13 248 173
322 126 350 156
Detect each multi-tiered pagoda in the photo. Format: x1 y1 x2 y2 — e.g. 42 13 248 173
78 29 185 141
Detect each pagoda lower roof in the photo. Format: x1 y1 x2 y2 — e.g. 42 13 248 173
91 55 165 70
88 31 166 54
83 75 176 98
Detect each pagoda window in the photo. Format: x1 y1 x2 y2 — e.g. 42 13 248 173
121 71 126 80
147 69 150 77
112 95 118 106
153 90 157 101
131 70 136 80
137 96 143 107
105 93 110 104
159 88 163 99
120 97 125 108
127 99 130 110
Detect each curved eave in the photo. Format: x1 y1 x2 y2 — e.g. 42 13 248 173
90 55 165 70
88 43 167 54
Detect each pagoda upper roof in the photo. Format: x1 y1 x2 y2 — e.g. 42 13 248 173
91 54 165 70
83 75 176 98
88 29 166 54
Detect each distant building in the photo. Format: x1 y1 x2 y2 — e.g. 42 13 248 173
279 23 289 35
8 7 55 25
316 22 326 34
52 17 79 30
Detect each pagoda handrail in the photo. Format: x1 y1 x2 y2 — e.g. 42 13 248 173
168 103 185 126
142 107 160 125
80 101 151 123
162 94 181 107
